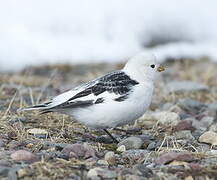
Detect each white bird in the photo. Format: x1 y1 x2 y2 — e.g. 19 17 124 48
22 52 165 143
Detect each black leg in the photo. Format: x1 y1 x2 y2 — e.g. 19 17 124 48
103 129 119 143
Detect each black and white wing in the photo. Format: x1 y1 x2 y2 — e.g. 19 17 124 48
22 71 139 113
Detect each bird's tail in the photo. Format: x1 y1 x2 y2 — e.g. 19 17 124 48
18 102 53 114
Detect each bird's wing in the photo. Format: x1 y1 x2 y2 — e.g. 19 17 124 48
22 71 139 113
54 71 139 108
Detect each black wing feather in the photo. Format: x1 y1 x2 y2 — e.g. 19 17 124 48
52 71 139 109
68 71 139 102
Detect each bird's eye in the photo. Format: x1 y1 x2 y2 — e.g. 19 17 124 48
150 64 155 68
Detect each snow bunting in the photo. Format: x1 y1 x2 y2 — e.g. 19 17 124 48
22 52 165 143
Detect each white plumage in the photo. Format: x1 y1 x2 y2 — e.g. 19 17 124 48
23 52 164 131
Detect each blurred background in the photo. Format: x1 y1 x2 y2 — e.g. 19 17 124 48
1 0 217 71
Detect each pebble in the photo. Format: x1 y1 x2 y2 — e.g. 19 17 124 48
198 131 217 145
7 140 25 150
116 145 126 152
155 152 194 165
0 139 6 147
10 150 38 162
166 80 209 93
192 116 214 131
173 130 195 141
61 143 96 159
209 124 217 133
118 136 143 150
87 167 117 179
177 98 206 111
27 128 49 139
208 102 217 111
122 150 149 163
0 166 11 177
168 105 184 114
173 120 195 132
147 142 157 150
137 111 180 127
133 164 153 178
17 168 29 178
97 160 109 166
104 151 116 165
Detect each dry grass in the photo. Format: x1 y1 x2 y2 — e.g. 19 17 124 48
0 59 217 179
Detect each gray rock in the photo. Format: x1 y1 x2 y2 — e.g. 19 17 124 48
173 130 195 141
87 167 117 179
61 143 96 159
0 166 11 176
137 111 180 128
104 151 116 165
177 98 207 111
199 131 217 145
147 142 157 150
191 129 205 139
192 116 214 131
122 150 150 163
208 102 217 111
133 164 153 178
155 152 194 165
10 150 38 163
166 80 209 93
209 124 217 133
118 137 143 150
161 103 174 111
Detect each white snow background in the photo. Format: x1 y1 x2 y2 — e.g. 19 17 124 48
1 0 217 71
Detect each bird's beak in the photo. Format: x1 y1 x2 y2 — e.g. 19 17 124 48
157 66 165 72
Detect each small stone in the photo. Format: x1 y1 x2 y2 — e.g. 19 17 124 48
133 164 153 178
7 140 25 150
17 168 28 178
208 150 217 155
11 150 38 162
0 160 11 167
155 152 194 165
0 139 6 147
27 128 48 138
87 167 117 179
61 143 96 159
122 150 149 163
104 151 116 165
97 160 109 166
168 105 183 114
173 120 195 132
177 99 207 112
198 131 217 145
118 137 143 150
116 145 126 152
137 111 180 127
0 166 11 176
209 124 217 133
166 80 208 93
192 116 214 131
208 102 217 111
147 142 157 150
174 130 195 141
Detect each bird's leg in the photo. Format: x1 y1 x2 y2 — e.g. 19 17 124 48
103 129 119 143
113 128 127 133
113 127 141 135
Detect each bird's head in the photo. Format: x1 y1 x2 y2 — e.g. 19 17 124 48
123 52 165 82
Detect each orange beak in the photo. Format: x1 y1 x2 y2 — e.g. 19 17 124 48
157 66 165 72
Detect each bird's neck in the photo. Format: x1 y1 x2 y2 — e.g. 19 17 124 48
123 65 155 83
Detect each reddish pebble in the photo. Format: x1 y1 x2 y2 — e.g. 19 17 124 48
155 152 194 165
173 120 195 132
11 150 38 162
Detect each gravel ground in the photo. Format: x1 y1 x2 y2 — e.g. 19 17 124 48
0 59 217 180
